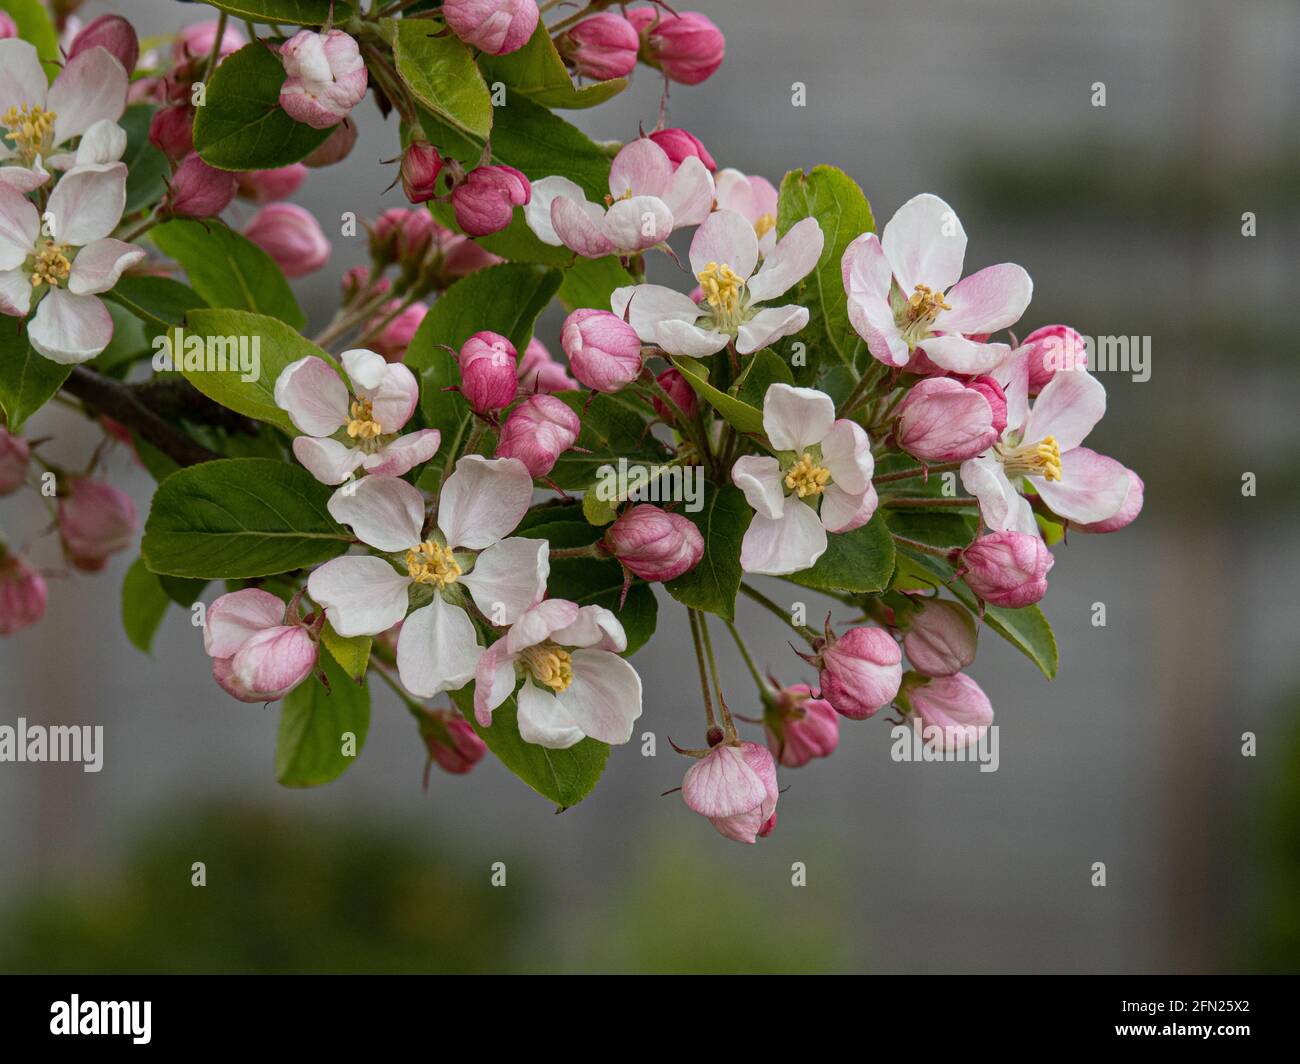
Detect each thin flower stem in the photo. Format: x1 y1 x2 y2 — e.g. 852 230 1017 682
372 659 427 720
687 609 717 732
202 12 228 84
696 611 735 739
890 534 953 558
873 460 962 485
883 496 980 508
723 619 767 696
836 360 885 418
739 582 819 644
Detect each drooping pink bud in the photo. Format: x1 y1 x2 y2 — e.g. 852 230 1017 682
236 164 308 204
452 164 530 237
901 671 994 750
605 504 703 582
902 599 977 677
57 477 137 572
517 338 577 393
494 393 580 477
419 708 488 777
441 0 539 57
557 13 640 81
437 226 502 282
965 375 1008 435
370 207 437 265
764 683 839 768
627 7 726 85
1020 325 1089 394
174 19 245 65
400 140 443 204
1074 466 1144 534
560 308 642 393
163 153 237 218
0 13 17 39
303 118 358 167
894 376 997 462
0 550 46 636
959 530 1053 608
244 203 331 278
817 626 902 720
0 427 31 495
682 741 778 844
203 588 317 703
651 367 698 421
278 29 368 129
647 127 716 171
459 331 520 414
148 105 194 161
367 301 428 362
70 14 140 73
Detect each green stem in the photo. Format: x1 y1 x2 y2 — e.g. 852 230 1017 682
723 619 768 696
202 12 228 84
687 609 717 732
874 460 962 485
696 611 735 739
891 534 954 558
883 496 980 508
836 360 885 418
739 582 819 644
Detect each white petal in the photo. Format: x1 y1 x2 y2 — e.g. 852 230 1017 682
516 680 585 749
731 454 786 520
762 382 834 453
437 455 533 550
553 604 626 652
820 419 873 494
881 192 966 294
0 183 39 270
0 40 49 119
506 598 581 654
0 267 32 315
938 263 1033 335
1023 369 1106 453
461 537 549 626
614 283 701 342
473 641 520 725
689 209 759 280
603 195 671 253
0 164 50 194
46 163 127 246
550 193 615 257
842 232 909 366
960 454 1022 533
274 355 349 437
524 175 587 246
746 217 824 303
993 349 1031 432
919 334 1009 375
73 119 127 166
396 597 482 697
820 482 878 533
739 498 827 575
355 358 418 432
341 347 389 390
661 155 714 228
27 288 113 363
1034 446 1132 524
655 316 730 357
609 137 672 199
308 556 411 636
292 435 365 485
558 649 643 745
49 48 128 145
362 429 440 478
203 587 285 657
735 304 808 355
67 237 144 295
327 474 424 551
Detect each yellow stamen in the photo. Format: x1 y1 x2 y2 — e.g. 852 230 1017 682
346 398 383 440
29 243 71 288
903 283 951 324
999 435 1062 481
2 104 58 162
697 261 745 322
784 451 832 498
405 541 461 589
753 213 776 239
520 642 573 693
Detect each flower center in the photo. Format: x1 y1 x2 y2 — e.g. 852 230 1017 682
998 435 1062 481
3 104 57 162
753 213 776 240
346 398 383 441
405 541 461 588
520 642 573 693
897 283 951 345
784 451 832 498
697 261 745 325
29 242 72 288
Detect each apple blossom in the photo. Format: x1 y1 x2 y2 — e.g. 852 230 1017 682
244 202 331 278
518 337 577 394
163 152 238 218
899 671 994 751
0 427 30 494
203 588 318 703
366 300 428 362
604 504 704 582
958 530 1053 609
57 477 137 571
278 29 368 130
901 599 978 677
494 394 580 477
763 683 839 768
442 0 539 57
561 308 642 393
459 331 520 415
816 625 903 720
370 207 436 265
682 741 778 844
627 7 726 86
418 707 487 777
1020 324 1089 394
650 366 698 421
1073 463 1144 533
452 164 530 238
0 549 46 636
557 14 641 81
893 376 998 462
648 128 716 172
713 168 780 255
400 140 443 204
236 164 308 204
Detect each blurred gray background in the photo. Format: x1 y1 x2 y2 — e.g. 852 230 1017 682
1 0 1297 973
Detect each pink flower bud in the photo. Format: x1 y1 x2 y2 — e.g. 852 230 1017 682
517 338 577 393
236 164 308 204
367 301 428 362
764 683 839 768
647 127 716 171
651 367 698 421
965 375 1008 436
204 588 317 703
902 671 994 750
400 140 443 204
452 164 530 237
442 0 539 57
902 599 977 677
557 13 640 81
560 308 642 393
148 105 194 161
1021 325 1089 394
605 504 703 582
627 7 726 85
341 265 388 304
459 331 520 414
70 14 139 73
174 19 245 65
57 477 137 571
894 376 997 462
682 741 778 844
0 427 31 495
279 29 368 129
1074 467 1144 534
244 203 331 278
437 227 501 282
960 530 1053 608
495 394 579 477
419 708 487 776
164 153 237 218
0 14 17 40
370 207 437 265
817 626 902 720
302 118 358 167
0 550 46 635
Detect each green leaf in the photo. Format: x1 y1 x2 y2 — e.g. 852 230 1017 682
785 512 895 594
142 459 351 579
121 104 170 215
0 0 59 76
449 685 608 810
276 650 370 787
559 255 633 312
151 219 303 327
736 347 795 407
104 275 208 338
0 323 68 432
665 485 751 622
206 0 350 23
548 556 657 655
92 302 150 375
192 42 333 171
549 391 673 490
776 165 875 374
670 355 765 435
320 622 371 683
121 557 172 655
392 19 493 140
478 23 627 110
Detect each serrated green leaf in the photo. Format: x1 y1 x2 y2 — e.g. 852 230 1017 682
121 557 171 655
478 23 627 110
0 323 68 432
276 649 369 787
120 104 170 215
559 255 633 312
393 19 492 140
206 0 350 23
665 484 751 622
670 355 765 435
784 512 895 594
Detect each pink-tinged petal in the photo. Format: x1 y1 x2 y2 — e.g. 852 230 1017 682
27 288 112 363
292 435 365 484
507 598 583 655
307 555 411 636
516 680 585 749
661 155 714 228
72 119 127 166
1074 463 1143 533
938 263 1033 335
552 604 626 652
762 382 834 453
746 217 824 303
0 40 49 119
603 195 672 252
682 744 768 819
731 454 785 519
362 429 440 478
396 596 482 697
820 419 873 494
918 334 1009 375
992 349 1030 433
45 163 126 245
880 192 966 294
437 454 532 550
229 624 316 701
0 267 32 315
0 165 49 194
212 656 264 702
614 282 703 342
609 137 672 200
735 303 808 355
820 483 878 533
559 649 643 745
340 347 388 390
67 237 144 295
473 641 519 726
1023 368 1106 453
49 48 128 144
1034 446 1133 525
960 454 1025 534
842 232 909 366
524 175 586 246
550 193 617 257
327 474 424 551
354 356 419 431
689 209 759 280
461 536 549 626
273 355 349 436
0 183 39 270
654 316 730 357
203 586 285 657
740 498 827 575
713 168 760 219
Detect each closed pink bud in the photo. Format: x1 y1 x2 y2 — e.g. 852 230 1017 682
370 207 437 264
303 118 358 167
560 308 642 393
1074 467 1144 534
452 165 530 237
0 428 30 495
894 376 997 462
438 227 501 282
764 683 839 768
341 265 387 303
0 551 46 635
58 477 137 571
902 671 994 750
401 140 443 204
960 530 1053 608
148 105 194 161
204 589 317 703
442 0 539 56
965 375 1008 435
495 394 579 477
70 14 139 73
174 19 245 65
164 153 237 218
682 741 778 844
557 13 640 81
651 367 697 421
647 127 716 171
605 504 703 582
1021 325 1089 394
0 14 17 39
244 203 331 278
627 7 726 85
236 164 308 204
517 338 577 393
459 331 520 414
279 29 367 129
420 708 487 776
368 301 428 362
817 626 902 720
902 599 977 677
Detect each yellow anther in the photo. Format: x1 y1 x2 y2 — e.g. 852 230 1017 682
520 642 574 693
405 541 461 589
999 435 1062 481
753 213 776 239
346 398 383 440
697 260 745 322
784 451 832 498
904 283 951 324
29 243 71 288
3 104 57 161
